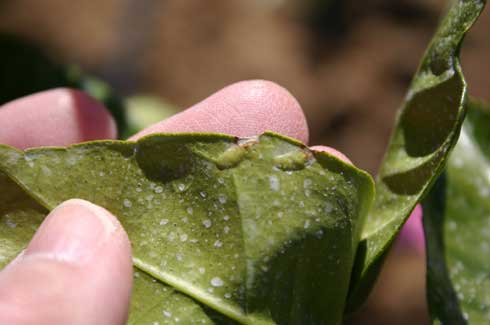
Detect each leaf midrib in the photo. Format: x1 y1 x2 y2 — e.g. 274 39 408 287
2 143 265 325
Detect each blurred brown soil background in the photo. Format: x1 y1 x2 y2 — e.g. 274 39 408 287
0 1 488 324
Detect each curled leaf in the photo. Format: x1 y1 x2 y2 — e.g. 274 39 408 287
346 0 486 312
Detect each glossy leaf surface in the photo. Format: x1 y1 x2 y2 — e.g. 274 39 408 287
346 0 486 312
0 132 374 324
0 172 45 266
424 100 490 324
0 170 220 324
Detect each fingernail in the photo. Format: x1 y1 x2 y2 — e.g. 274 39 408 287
25 199 117 263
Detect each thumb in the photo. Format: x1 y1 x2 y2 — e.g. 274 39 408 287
0 199 133 325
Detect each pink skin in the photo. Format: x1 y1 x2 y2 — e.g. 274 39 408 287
0 89 117 149
398 204 425 253
131 80 310 143
0 80 425 324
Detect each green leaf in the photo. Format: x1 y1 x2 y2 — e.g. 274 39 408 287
423 99 490 324
0 172 46 267
129 270 224 325
0 34 129 138
0 170 222 324
0 132 374 324
345 0 486 312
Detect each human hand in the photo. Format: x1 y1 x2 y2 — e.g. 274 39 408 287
0 80 350 324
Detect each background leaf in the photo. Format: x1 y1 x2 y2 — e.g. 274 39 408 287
424 99 490 324
0 132 374 324
125 95 179 136
345 0 486 313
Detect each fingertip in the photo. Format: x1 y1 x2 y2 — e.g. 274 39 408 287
310 145 353 164
64 89 118 141
219 80 309 142
0 88 117 149
25 198 131 266
0 198 132 325
213 79 310 142
131 80 309 143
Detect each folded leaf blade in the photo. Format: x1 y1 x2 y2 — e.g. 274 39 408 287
346 0 486 312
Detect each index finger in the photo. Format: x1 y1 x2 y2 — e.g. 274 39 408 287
0 88 117 149
130 80 309 143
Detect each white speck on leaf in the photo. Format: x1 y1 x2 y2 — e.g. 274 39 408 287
123 199 132 208
269 175 280 191
211 277 224 287
304 220 310 229
5 219 16 228
218 194 227 204
315 229 324 238
304 178 312 188
325 202 333 213
203 219 212 228
214 240 223 248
